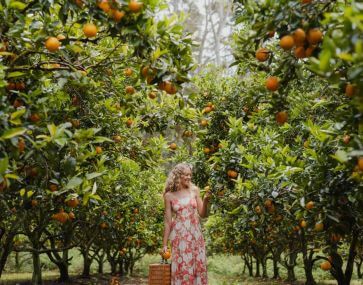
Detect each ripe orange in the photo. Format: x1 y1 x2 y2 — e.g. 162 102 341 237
49 184 58 192
124 68 133 76
305 201 314 210
345 83 356 97
314 223 324 232
125 86 135 94
148 91 157 99
293 28 306 46
307 28 323 45
203 147 210 154
45 37 61 52
294 47 306 59
162 250 171 259
31 200 38 207
331 233 341 243
18 138 25 153
95 146 103 154
227 170 238 178
133 208 139 214
301 0 312 3
30 113 41 123
255 206 262 214
16 82 26 91
75 0 84 7
275 111 288 125
126 118 133 127
264 199 273 208
305 46 315 57
141 66 150 77
66 198 79 208
200 119 208 127
342 135 350 144
83 23 98 38
203 106 212 113
358 157 363 171
100 222 108 229
98 0 111 12
13 99 23 108
112 10 125 22
320 261 331 271
128 0 143 13
169 143 177 150
255 48 270 62
265 76 279 91
164 81 177 95
299 220 307 228
68 212 76 220
113 135 122 142
280 35 295 50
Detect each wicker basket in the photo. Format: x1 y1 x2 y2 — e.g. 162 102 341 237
148 263 171 285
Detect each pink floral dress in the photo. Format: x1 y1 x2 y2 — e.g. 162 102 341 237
169 195 208 285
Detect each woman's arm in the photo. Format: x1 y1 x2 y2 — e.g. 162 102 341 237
162 193 172 251
194 186 210 218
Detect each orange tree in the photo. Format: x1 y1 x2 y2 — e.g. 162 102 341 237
191 1 363 285
0 0 195 284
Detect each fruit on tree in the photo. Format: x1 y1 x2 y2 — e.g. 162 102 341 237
95 146 103 154
345 84 356 97
148 91 157 99
227 170 238 179
66 198 79 208
128 0 143 13
314 223 324 232
358 157 363 171
293 28 306 46
280 35 295 50
169 143 177 150
255 48 270 62
320 261 332 271
83 23 98 38
307 28 323 45
98 0 111 12
265 76 279 91
305 201 314 210
125 86 135 94
124 68 133 76
275 111 288 125
112 10 125 22
45 37 61 52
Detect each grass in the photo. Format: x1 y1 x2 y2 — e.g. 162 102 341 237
1 252 362 285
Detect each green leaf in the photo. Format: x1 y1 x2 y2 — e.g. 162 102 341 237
331 150 348 163
19 188 26 197
6 71 26 77
86 172 105 180
319 50 331 72
27 191 34 198
1 127 26 139
0 157 9 175
10 108 26 120
47 124 57 137
65 176 83 190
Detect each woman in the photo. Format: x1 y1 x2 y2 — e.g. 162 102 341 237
162 163 210 285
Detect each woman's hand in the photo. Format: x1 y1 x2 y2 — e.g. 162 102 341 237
204 190 212 202
163 245 168 253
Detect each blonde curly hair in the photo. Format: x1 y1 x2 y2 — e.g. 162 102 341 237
163 163 193 195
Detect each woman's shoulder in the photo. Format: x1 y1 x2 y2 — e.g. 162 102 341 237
164 191 174 201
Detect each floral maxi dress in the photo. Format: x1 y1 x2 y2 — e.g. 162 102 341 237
169 195 208 285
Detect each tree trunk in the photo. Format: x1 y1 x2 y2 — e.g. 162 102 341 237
58 262 70 283
272 257 280 279
15 251 20 271
32 251 42 285
81 251 92 278
304 260 316 285
0 229 15 278
255 258 260 277
300 231 316 285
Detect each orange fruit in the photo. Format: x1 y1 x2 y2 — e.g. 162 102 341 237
331 233 341 243
141 66 150 77
18 138 25 153
113 135 122 142
255 206 262 214
112 10 125 22
49 184 58 192
305 46 315 57
30 113 41 123
320 261 331 271
265 76 279 91
95 146 103 154
358 157 363 171
133 208 139 214
294 46 306 59
148 91 157 99
203 147 210 154
125 86 136 94
267 30 275 38
98 0 111 12
66 198 79 208
264 199 273 208
345 84 356 97
255 48 270 62
83 23 98 38
280 35 295 50
301 0 312 3
227 170 238 178
128 0 143 13
314 223 324 232
169 143 177 150
68 212 76 220
100 222 108 229
293 28 306 46
307 28 323 45
299 220 307 228
124 68 133 76
343 135 350 144
203 106 212 113
164 81 177 95
31 200 38 207
75 0 84 7
126 118 133 127
200 119 208 127
305 201 314 210
275 111 288 125
45 37 61 52
162 250 171 259
16 82 25 91
13 99 23 108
